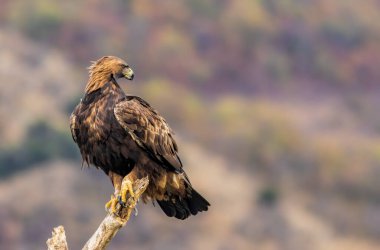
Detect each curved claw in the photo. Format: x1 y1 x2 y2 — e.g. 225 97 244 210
105 195 118 214
134 206 139 216
117 195 125 207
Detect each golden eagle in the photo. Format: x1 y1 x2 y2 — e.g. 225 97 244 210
70 56 209 219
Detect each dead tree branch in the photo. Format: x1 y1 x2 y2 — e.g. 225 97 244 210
46 226 69 250
47 176 149 250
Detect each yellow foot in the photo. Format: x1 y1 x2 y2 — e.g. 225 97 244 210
120 177 136 208
105 194 118 214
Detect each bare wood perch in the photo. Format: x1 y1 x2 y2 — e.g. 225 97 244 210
46 225 69 250
82 176 149 250
47 176 149 250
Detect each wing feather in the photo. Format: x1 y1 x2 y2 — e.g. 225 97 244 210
114 96 183 172
69 109 79 143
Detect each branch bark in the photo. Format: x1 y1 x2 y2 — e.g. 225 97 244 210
46 225 69 250
82 176 149 250
46 176 149 250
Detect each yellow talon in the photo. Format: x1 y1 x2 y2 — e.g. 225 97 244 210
121 178 136 206
105 176 138 216
105 195 118 214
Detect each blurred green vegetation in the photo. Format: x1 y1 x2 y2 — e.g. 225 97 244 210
0 121 79 178
258 186 279 207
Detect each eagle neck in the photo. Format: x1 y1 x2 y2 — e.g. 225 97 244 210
81 80 125 106
85 69 119 94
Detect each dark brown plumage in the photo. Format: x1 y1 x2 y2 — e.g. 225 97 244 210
70 56 209 219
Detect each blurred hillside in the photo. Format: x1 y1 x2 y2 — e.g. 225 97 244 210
2 0 380 94
1 0 380 249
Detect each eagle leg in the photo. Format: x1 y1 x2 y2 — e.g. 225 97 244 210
119 175 136 208
106 172 123 214
106 171 142 215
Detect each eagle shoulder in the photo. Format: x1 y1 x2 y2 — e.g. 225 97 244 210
114 96 182 172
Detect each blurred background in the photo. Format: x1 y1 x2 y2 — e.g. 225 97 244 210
1 0 380 249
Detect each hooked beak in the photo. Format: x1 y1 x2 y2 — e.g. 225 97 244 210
122 67 134 80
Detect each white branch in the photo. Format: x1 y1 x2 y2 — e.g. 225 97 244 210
82 176 149 250
47 176 149 250
46 225 69 250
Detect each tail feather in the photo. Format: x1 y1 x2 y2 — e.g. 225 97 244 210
157 189 210 220
187 189 209 215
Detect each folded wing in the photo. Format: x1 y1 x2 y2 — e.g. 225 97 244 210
114 96 183 173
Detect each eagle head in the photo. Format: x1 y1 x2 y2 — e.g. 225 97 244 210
85 56 134 93
89 56 134 81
